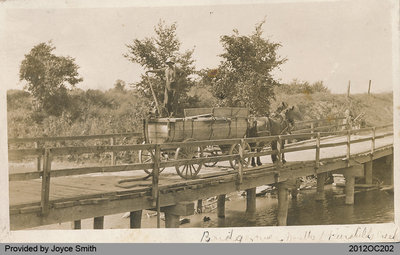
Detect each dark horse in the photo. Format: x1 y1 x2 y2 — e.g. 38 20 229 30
247 106 297 166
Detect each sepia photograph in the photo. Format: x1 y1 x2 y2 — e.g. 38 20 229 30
0 0 398 243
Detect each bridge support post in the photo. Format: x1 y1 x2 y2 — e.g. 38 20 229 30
390 155 393 186
72 220 81 229
130 210 142 229
161 202 194 228
277 182 289 226
337 165 363 205
93 216 104 229
291 188 298 200
316 172 326 201
246 188 256 214
364 161 373 184
290 178 301 199
386 155 393 185
217 195 226 218
197 199 203 213
344 174 355 205
165 213 180 228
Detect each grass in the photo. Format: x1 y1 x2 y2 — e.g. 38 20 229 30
273 91 393 127
7 88 393 147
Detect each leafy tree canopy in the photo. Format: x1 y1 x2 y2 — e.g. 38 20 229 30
113 79 127 92
124 20 198 116
202 20 287 115
19 41 83 116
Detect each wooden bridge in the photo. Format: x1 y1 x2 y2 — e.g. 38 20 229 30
7 120 393 230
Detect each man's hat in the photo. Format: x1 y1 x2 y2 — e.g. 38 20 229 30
166 57 174 64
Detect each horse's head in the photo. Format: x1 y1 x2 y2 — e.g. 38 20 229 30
284 106 300 126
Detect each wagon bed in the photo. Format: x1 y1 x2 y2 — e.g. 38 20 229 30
141 107 251 179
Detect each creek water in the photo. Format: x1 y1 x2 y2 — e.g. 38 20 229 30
183 186 394 228
200 187 394 227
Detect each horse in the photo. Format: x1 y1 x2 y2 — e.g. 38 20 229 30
247 106 297 166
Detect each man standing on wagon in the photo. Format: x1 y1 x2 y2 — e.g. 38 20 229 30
146 57 180 117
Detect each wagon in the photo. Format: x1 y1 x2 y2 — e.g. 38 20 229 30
139 107 252 179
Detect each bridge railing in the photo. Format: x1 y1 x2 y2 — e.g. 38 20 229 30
292 117 346 134
7 116 344 172
257 117 348 139
8 123 393 220
7 132 142 144
8 132 142 171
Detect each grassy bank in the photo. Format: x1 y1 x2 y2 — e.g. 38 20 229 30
7 88 393 140
273 91 393 127
7 88 149 139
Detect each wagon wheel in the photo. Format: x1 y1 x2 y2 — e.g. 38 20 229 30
204 145 222 167
138 143 166 175
175 138 203 179
228 142 251 169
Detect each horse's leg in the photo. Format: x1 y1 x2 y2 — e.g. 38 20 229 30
256 147 262 166
271 141 277 163
251 144 256 167
251 154 256 167
282 140 286 164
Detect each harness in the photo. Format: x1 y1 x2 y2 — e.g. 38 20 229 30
279 120 290 135
268 116 292 135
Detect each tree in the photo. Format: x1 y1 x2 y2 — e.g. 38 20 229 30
19 42 83 116
124 20 197 116
113 79 126 92
202 20 287 115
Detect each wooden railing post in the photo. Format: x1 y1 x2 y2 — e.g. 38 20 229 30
347 80 351 97
315 132 321 170
277 136 282 166
371 127 376 156
238 139 244 184
346 130 351 167
151 144 161 228
110 137 116 165
34 141 42 171
310 123 315 138
41 148 52 215
368 80 371 95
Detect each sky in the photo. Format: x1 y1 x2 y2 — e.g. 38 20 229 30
0 0 396 94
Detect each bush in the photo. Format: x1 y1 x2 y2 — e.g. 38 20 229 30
7 90 32 111
7 88 151 139
275 80 330 95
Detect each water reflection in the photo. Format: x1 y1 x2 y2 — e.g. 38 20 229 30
183 186 393 228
